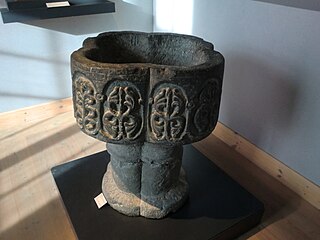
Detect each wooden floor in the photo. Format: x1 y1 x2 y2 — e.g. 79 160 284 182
0 111 319 240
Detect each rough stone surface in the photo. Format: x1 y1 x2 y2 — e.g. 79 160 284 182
102 143 188 218
71 31 224 219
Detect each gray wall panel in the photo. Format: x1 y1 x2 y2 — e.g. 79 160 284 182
154 0 320 185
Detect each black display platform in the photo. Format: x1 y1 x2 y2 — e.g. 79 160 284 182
51 145 264 240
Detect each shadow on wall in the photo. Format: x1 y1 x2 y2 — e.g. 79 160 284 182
0 47 69 111
23 0 151 35
0 30 71 111
0 92 59 101
0 49 67 65
220 54 301 148
47 31 70 98
253 0 320 12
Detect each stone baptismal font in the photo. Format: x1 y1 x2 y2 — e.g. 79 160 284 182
71 32 224 219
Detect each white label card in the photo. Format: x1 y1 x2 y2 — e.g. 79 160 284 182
46 1 70 8
94 193 108 209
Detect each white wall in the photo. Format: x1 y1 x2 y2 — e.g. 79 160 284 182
154 0 320 185
0 0 153 112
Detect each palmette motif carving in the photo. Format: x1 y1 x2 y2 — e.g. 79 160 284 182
150 86 188 141
194 80 220 133
102 85 143 140
74 76 100 136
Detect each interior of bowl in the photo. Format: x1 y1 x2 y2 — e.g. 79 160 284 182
84 33 211 67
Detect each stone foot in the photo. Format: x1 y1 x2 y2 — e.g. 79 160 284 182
102 163 188 218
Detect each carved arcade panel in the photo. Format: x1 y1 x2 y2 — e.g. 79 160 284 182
150 85 188 141
194 79 220 134
102 83 143 141
74 76 100 136
73 75 221 143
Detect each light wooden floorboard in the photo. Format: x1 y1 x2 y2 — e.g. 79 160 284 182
0 111 319 240
213 122 320 210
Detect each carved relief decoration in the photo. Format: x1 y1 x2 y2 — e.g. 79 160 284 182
150 85 188 141
194 79 220 133
102 84 143 140
74 76 100 136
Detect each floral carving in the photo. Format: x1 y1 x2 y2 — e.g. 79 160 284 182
194 80 220 133
150 86 187 141
102 84 143 140
74 76 100 136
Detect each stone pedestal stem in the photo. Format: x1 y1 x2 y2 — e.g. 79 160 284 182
102 142 188 218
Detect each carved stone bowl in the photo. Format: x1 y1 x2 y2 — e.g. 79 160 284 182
71 31 224 219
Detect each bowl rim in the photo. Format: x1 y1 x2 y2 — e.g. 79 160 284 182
71 31 224 71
